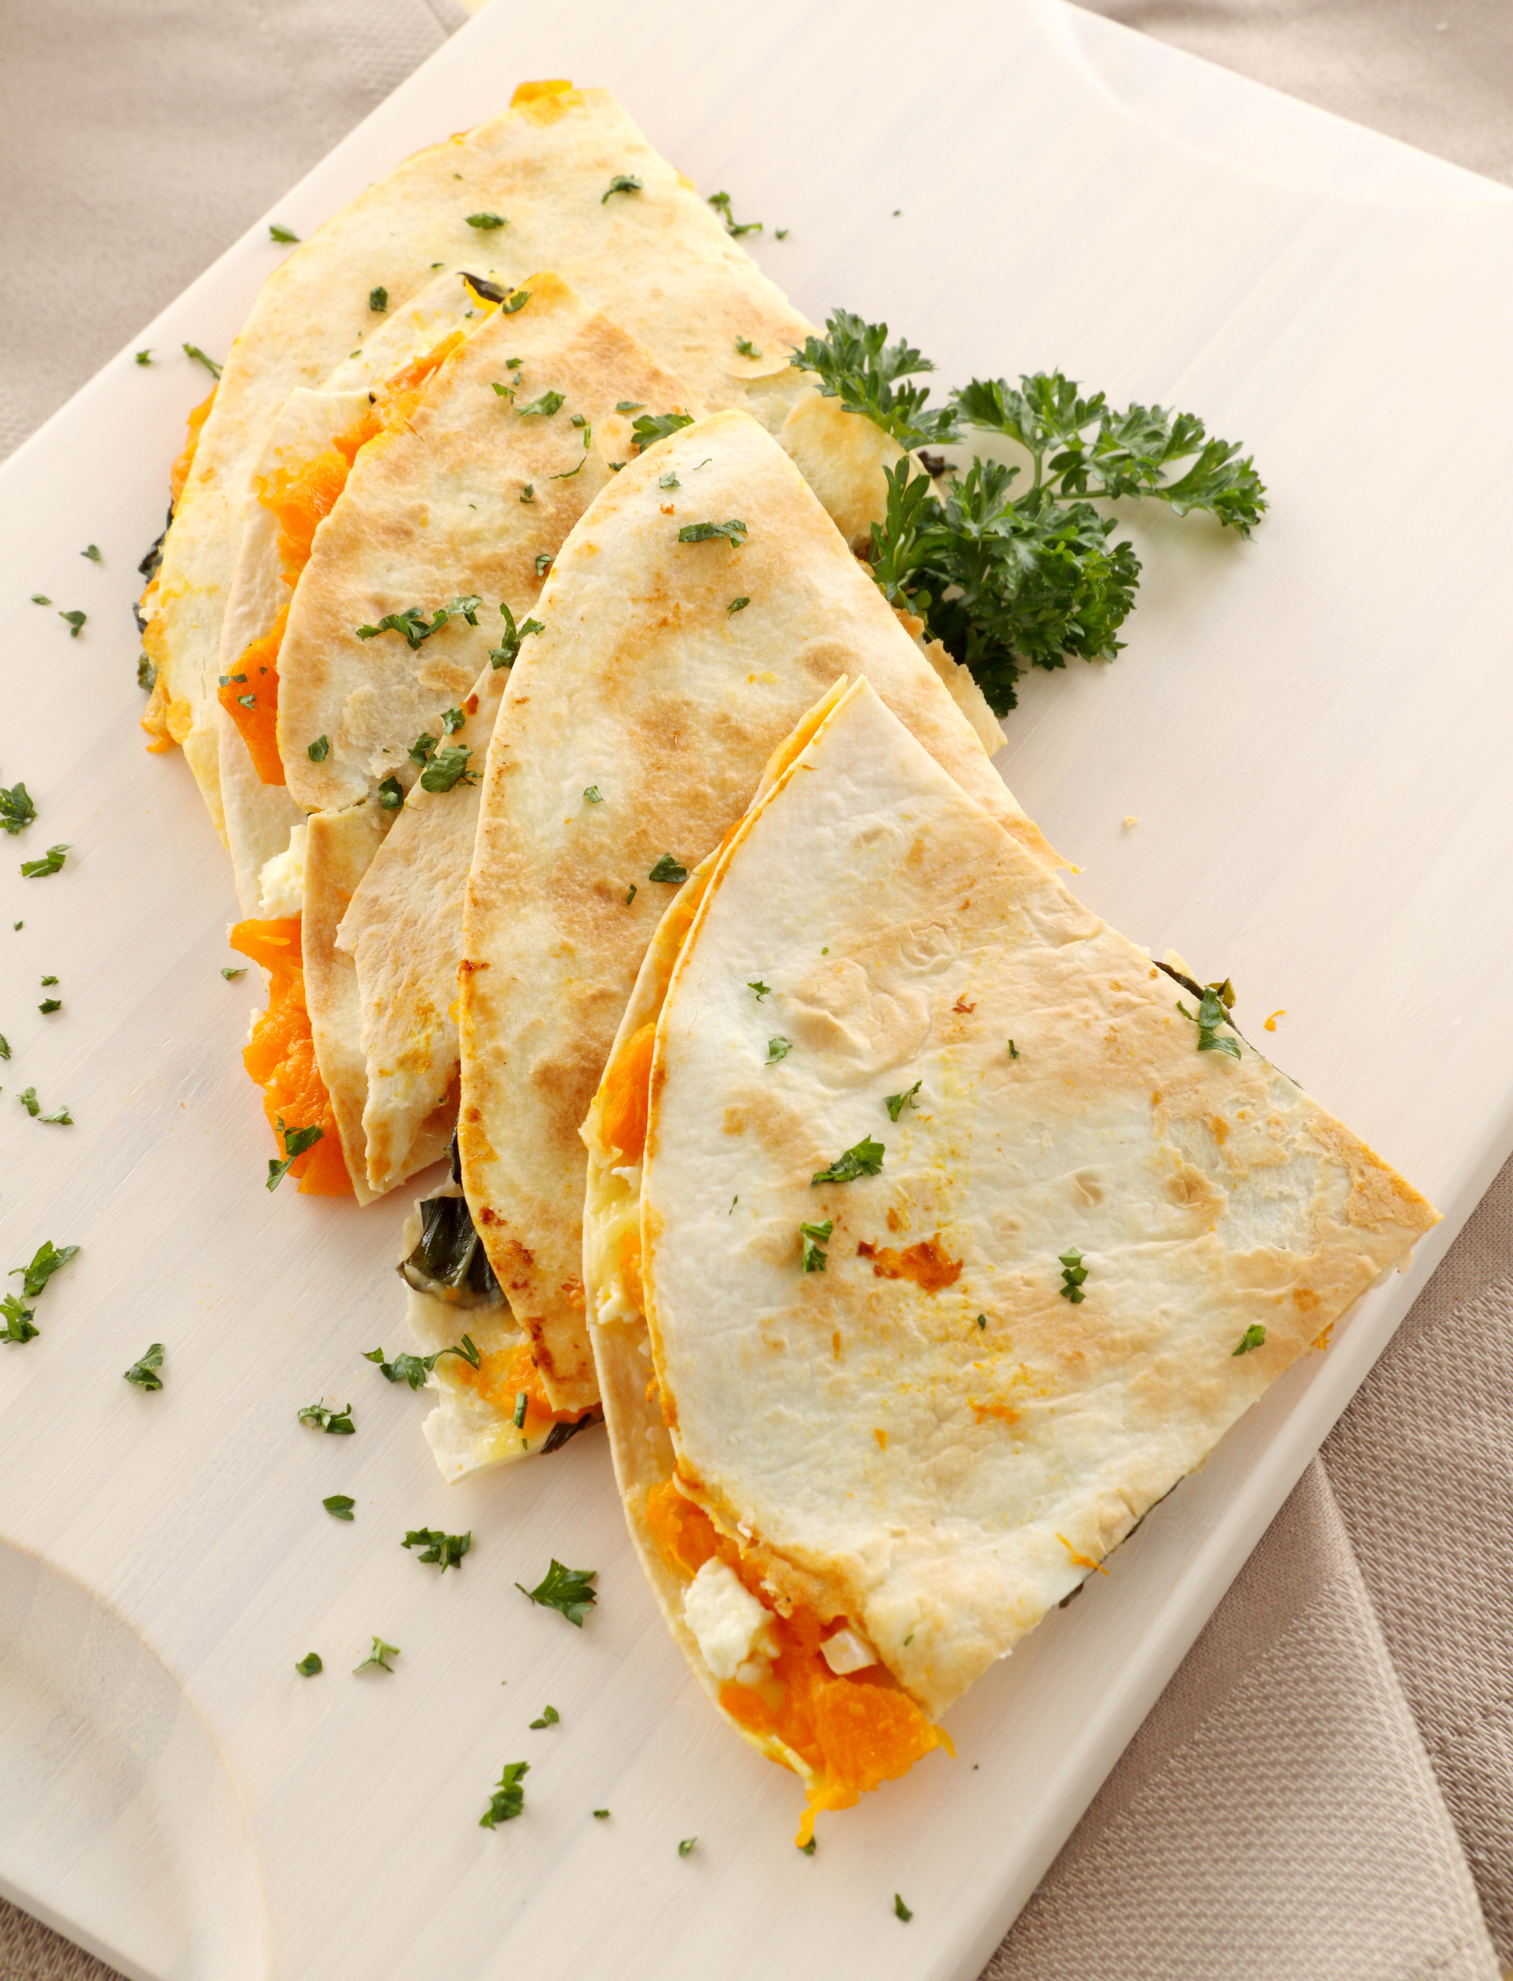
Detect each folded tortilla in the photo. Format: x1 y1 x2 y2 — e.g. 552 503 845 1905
457 409 1043 1424
580 674 1439 1841
140 80 871 837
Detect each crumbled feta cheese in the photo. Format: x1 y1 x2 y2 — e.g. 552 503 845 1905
610 1163 643 1192
257 823 308 917
683 1558 778 1682
820 1626 878 1675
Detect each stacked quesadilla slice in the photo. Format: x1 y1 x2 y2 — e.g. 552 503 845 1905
581 674 1438 1842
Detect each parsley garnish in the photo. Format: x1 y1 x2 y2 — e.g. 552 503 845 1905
19 1088 72 1123
624 884 637 905
894 1894 913 1923
766 1037 791 1063
356 595 481 649
1 1297 39 1344
583 785 603 803
369 285 388 312
734 337 762 359
748 980 771 999
535 552 553 577
377 776 404 811
518 390 565 418
39 996 61 1015
648 854 687 883
307 735 329 762
1175 984 1242 1061
707 190 761 236
135 349 152 365
419 744 476 792
124 1342 164 1390
58 610 86 637
678 519 747 547
354 1636 399 1673
363 1335 479 1390
884 1080 921 1121
678 1837 698 1858
727 595 750 614
498 288 531 315
403 1527 472 1571
616 400 646 413
632 410 694 452
799 1836 816 1855
512 1389 529 1429
602 174 643 202
658 470 680 490
1007 1039 1019 1059
441 706 466 733
493 383 516 402
10 1240 78 1297
789 309 955 449
776 228 790 240
1233 1324 1267 1356
593 1808 610 1820
465 212 507 230
221 967 245 979
137 654 156 691
323 1494 355 1520
489 600 544 670
1058 1247 1088 1303
0 782 36 835
480 1760 529 1826
0 1035 7 1057
800 1220 833 1272
269 223 300 243
977 1313 988 1329
516 1559 597 1627
295 1651 323 1676
267 1120 323 1189
183 342 222 379
519 482 534 502
30 594 49 605
529 1704 560 1728
82 543 101 562
811 1136 885 1185
298 1399 355 1435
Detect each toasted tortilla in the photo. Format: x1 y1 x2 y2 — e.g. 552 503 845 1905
457 410 1047 1417
581 676 1438 1838
142 81 863 837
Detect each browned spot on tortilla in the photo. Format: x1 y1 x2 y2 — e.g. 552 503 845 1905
1210 1116 1230 1145
723 1104 749 1135
970 1398 1019 1426
1292 1285 1320 1312
885 1206 901 1234
857 1235 963 1292
952 995 976 1014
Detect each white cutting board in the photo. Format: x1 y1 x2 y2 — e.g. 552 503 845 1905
3 4 1512 1977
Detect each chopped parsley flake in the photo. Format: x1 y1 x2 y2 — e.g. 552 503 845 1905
39 996 61 1014
678 1837 697 1858
678 518 747 547
516 1559 597 1627
499 288 531 315
624 884 637 905
2 1296 39 1344
419 744 476 792
0 782 37 835
616 400 646 414
135 349 153 365
403 1526 472 1571
183 343 222 379
602 174 643 202
0 1035 7 1056
323 1495 355 1520
30 594 50 605
295 1651 323 1676
658 470 680 490
799 1835 816 1855
221 967 246 979
535 552 553 577
776 228 790 240
529 1704 560 1728
518 390 565 418
369 285 388 312
800 1220 833 1272
363 1336 479 1390
489 601 544 670
81 543 101 562
734 336 762 359
1176 984 1242 1061
1008 1039 1019 1059
465 212 507 230
298 1398 355 1435
811 1136 885 1185
377 776 404 811
519 482 534 502
583 785 603 803
707 190 762 236
894 1894 913 1923
648 853 688 884
267 1120 324 1189
631 410 694 452
137 654 157 690
269 223 300 243
307 735 329 762
58 610 86 637
512 1389 529 1429
479 1760 529 1826
727 595 750 614
748 980 771 999
977 1313 988 1329
766 1037 791 1064
1058 1247 1088 1303
356 595 480 649
884 1080 921 1121
123 1342 165 1390
354 1636 399 1673
593 1809 610 1820
10 1240 78 1298
1233 1324 1267 1356
20 843 68 878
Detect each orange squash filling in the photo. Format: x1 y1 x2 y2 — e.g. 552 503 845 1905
448 1337 594 1439
228 917 352 1195
224 328 471 782
644 1479 945 1843
139 387 217 755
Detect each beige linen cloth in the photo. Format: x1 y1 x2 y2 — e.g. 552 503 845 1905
2 3 1509 1976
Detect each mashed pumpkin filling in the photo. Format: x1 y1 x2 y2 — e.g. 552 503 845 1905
643 1477 947 1845
221 328 473 783
448 1336 596 1444
140 387 216 753
228 916 352 1195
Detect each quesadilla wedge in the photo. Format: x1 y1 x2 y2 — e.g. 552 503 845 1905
455 408 1041 1436
230 274 702 1199
581 675 1437 1843
138 79 887 837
